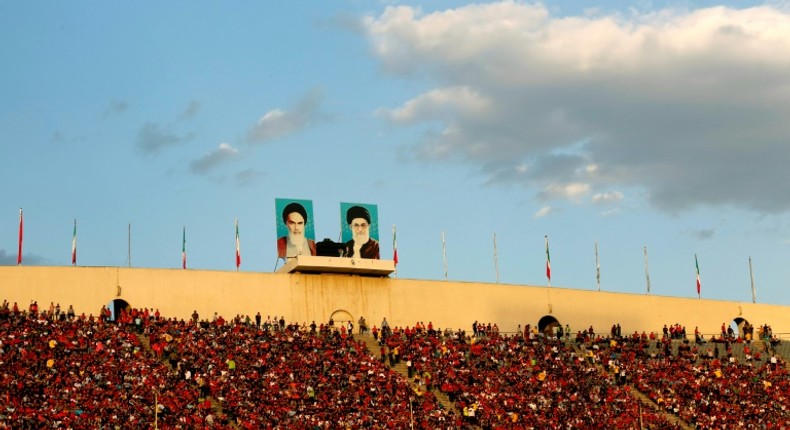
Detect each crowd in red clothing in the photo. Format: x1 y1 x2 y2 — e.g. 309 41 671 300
2 297 790 429
588 335 790 428
144 317 456 429
0 303 205 429
386 325 676 429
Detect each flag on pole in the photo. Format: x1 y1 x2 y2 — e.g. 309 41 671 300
235 218 241 270
695 254 701 298
182 226 187 270
17 208 23 265
71 219 77 266
594 241 601 291
545 235 551 285
392 225 398 266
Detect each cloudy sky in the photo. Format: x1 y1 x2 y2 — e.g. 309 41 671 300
2 0 790 306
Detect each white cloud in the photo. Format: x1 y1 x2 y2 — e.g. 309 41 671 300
541 182 591 202
377 86 491 124
366 3 790 213
247 89 326 144
591 191 624 204
534 206 552 218
189 143 239 174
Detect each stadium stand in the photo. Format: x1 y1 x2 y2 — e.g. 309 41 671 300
1 300 789 429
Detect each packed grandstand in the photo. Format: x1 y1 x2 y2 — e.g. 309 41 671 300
1 301 788 429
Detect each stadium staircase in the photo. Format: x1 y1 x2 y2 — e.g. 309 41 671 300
568 339 585 357
748 339 790 370
627 388 694 430
353 333 469 426
770 341 790 370
135 333 240 429
574 340 694 430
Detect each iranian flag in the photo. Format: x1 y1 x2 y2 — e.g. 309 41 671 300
235 218 241 270
182 226 187 270
17 208 23 265
71 219 77 266
392 224 398 266
545 235 551 283
695 254 701 298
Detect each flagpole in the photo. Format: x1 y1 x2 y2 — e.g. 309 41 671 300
643 246 651 295
545 235 551 287
493 233 499 284
441 231 448 280
72 219 77 267
235 218 241 272
749 257 756 304
128 222 131 268
695 253 701 299
182 226 187 270
594 241 600 292
392 225 398 278
17 208 23 266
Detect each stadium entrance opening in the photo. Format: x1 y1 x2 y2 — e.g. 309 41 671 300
730 317 751 340
538 315 561 339
108 298 130 322
329 309 354 330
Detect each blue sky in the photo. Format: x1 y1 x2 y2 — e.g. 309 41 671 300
3 1 790 306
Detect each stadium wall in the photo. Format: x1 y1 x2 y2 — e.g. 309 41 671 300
1 266 788 338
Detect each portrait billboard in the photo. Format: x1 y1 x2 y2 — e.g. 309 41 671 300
275 198 316 259
340 202 380 259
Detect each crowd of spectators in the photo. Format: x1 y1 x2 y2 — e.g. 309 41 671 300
2 298 789 429
584 327 790 428
382 324 676 429
0 302 205 429
144 317 455 429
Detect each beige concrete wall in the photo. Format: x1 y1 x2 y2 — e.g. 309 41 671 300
1 266 787 338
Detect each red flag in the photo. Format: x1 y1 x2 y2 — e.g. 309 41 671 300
392 225 398 265
695 254 701 298
545 235 551 282
235 219 241 270
17 208 23 265
71 219 77 266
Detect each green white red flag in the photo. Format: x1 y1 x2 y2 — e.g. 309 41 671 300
17 208 23 265
71 219 77 266
695 254 701 298
392 224 398 266
545 235 551 284
235 218 241 270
